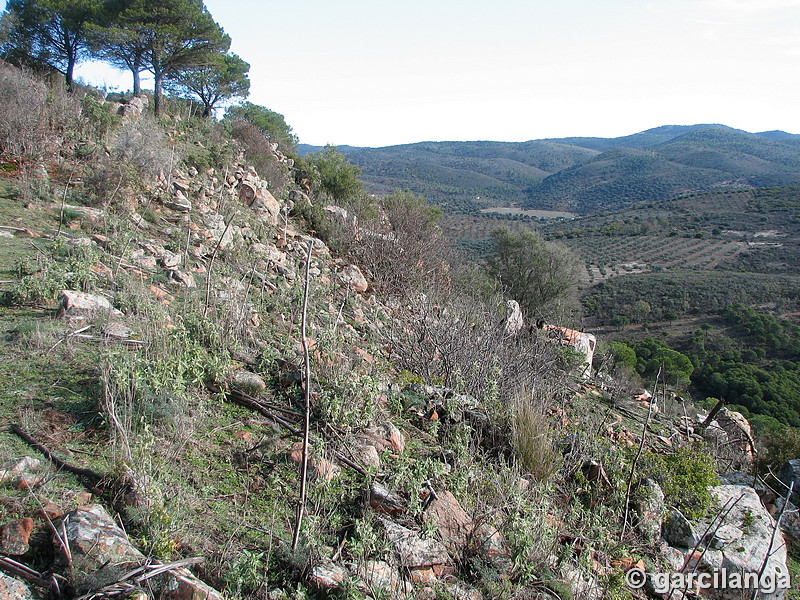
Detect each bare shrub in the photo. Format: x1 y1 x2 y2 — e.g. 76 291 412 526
0 63 48 159
85 116 176 202
229 119 289 196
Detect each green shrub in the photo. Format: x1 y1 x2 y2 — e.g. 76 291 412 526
640 447 717 519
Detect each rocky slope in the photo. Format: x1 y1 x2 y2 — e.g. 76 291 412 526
0 69 798 600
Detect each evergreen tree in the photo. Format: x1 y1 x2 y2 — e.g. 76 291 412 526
2 0 100 90
165 51 249 117
93 0 229 115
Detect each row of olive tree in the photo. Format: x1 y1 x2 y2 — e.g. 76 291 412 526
0 0 249 116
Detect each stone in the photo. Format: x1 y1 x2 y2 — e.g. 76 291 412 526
369 482 406 516
225 369 266 396
361 422 406 453
0 518 34 555
0 457 43 488
774 497 800 543
663 509 700 549
560 561 603 600
57 290 123 318
779 459 800 505
673 485 791 600
709 524 743 549
166 269 195 287
118 96 146 117
103 322 133 340
58 504 145 572
159 567 224 600
715 408 756 466
445 580 484 600
164 194 192 212
339 264 368 293
351 443 381 469
0 573 34 600
634 478 664 543
59 504 223 600
160 251 182 268
379 518 451 569
504 299 524 336
307 559 348 591
356 560 411 595
422 491 472 555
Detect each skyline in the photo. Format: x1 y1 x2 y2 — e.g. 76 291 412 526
2 0 800 147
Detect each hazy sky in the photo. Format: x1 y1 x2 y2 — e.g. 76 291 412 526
4 0 800 147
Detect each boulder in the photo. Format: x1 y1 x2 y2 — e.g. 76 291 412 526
59 504 224 600
225 370 266 396
0 518 33 555
666 485 791 599
369 482 406 516
779 459 800 504
164 193 192 212
360 422 406 453
379 518 450 570
339 264 368 293
356 560 412 595
663 509 700 549
58 504 145 572
0 457 44 489
57 290 123 318
307 558 348 591
715 408 756 466
422 491 472 555
504 299 524 336
633 478 665 543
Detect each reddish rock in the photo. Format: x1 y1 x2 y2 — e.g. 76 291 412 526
423 491 472 555
0 518 34 555
308 559 348 591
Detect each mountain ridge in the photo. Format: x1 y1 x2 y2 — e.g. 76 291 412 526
299 125 800 214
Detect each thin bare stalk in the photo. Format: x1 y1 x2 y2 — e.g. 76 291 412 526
752 481 794 600
292 239 314 552
203 211 236 318
620 367 660 540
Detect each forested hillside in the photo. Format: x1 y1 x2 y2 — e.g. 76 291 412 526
302 125 800 215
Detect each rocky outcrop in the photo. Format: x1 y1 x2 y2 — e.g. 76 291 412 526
662 485 790 599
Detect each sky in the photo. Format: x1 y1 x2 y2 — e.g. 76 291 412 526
3 0 800 147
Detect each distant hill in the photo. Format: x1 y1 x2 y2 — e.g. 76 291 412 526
300 125 800 215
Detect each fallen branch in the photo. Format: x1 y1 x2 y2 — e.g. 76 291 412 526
10 424 104 487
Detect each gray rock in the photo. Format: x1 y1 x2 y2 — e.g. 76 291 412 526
663 509 701 548
0 572 34 600
164 194 192 213
779 459 800 504
57 290 123 318
307 559 348 591
504 299 524 336
709 524 744 549
58 504 145 572
339 264 368 293
634 478 665 543
379 518 450 569
674 485 791 599
225 370 266 396
356 560 412 595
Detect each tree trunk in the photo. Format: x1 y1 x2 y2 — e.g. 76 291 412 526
65 54 76 92
132 69 141 97
153 68 162 116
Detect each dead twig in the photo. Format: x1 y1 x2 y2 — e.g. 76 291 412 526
292 239 314 553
